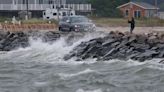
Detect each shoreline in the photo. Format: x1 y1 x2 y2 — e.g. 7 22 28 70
1 28 164 62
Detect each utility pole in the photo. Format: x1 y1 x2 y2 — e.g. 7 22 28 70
155 0 157 7
26 0 29 20
57 0 61 22
129 0 132 18
155 0 158 17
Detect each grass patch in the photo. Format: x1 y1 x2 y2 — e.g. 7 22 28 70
0 17 11 23
0 17 58 25
92 18 128 27
91 17 164 27
22 18 58 24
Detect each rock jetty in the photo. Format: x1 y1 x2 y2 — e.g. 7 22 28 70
65 31 164 62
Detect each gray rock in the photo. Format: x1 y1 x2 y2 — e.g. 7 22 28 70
156 44 164 49
158 51 164 58
111 42 120 47
134 50 159 61
131 43 150 51
102 39 115 47
151 47 158 50
128 36 137 43
103 48 118 58
140 50 158 57
136 36 147 44
126 47 134 53
159 59 164 64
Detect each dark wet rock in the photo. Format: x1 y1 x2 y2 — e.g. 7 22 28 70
65 32 164 62
158 51 164 58
159 59 164 64
102 39 116 47
80 46 101 59
128 36 137 43
43 32 60 43
0 31 62 51
133 50 159 61
0 32 29 51
156 44 164 49
136 35 147 44
131 43 150 52
111 42 120 47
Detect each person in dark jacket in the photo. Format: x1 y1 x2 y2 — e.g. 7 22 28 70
128 17 135 34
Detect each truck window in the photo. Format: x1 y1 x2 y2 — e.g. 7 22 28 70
53 13 57 16
61 17 68 22
63 12 66 16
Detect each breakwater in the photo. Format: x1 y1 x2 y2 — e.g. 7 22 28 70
65 31 164 62
1 30 164 62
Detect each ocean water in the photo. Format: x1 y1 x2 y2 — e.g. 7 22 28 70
0 32 164 92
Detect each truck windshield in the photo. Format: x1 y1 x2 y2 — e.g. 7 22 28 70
71 17 89 23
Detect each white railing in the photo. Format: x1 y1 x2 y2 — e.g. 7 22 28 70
0 4 92 11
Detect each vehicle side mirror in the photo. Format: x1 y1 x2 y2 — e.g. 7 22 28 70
66 20 71 23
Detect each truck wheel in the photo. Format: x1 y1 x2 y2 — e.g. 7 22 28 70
70 28 74 31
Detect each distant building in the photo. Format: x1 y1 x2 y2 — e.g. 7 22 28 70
0 0 92 18
159 12 164 19
117 1 159 18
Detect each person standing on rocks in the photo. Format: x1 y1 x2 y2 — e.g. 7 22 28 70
128 17 135 34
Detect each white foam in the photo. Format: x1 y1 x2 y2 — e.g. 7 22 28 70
76 89 102 92
145 59 164 70
104 59 146 67
34 82 50 87
124 59 147 66
58 68 95 79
